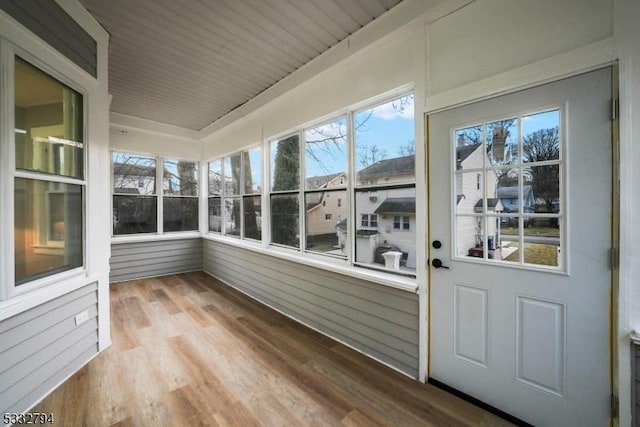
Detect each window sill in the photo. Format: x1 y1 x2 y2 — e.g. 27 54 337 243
0 271 99 322
111 231 202 244
202 233 418 293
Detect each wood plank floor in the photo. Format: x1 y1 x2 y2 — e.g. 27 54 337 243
31 272 513 426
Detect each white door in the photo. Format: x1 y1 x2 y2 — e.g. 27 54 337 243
428 68 612 426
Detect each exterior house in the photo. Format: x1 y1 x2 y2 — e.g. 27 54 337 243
455 143 502 257
1 1 640 426
498 185 535 214
305 173 348 238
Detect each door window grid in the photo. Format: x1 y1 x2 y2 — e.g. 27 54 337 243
453 109 563 269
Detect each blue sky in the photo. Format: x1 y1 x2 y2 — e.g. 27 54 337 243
303 94 415 178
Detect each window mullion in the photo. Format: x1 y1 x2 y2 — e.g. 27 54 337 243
299 130 306 251
157 156 163 234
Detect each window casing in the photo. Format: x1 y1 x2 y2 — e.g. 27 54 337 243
13 57 86 286
112 153 199 235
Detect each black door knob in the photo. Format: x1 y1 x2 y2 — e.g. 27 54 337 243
431 258 449 269
432 240 442 249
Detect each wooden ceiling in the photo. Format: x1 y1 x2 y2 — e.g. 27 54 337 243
80 0 404 131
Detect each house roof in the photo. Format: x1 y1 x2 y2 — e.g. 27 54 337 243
497 185 533 199
305 173 344 190
358 155 414 179
456 144 481 169
374 197 415 214
474 198 502 212
113 163 156 177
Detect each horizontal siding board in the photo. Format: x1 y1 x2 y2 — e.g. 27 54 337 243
110 239 203 282
212 265 419 365
7 344 97 415
0 283 97 333
1 333 98 413
0 307 98 374
0 0 97 76
203 240 419 375
203 243 417 313
210 269 417 374
208 248 418 338
0 318 98 394
0 292 98 352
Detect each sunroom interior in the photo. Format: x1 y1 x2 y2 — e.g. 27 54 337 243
1 0 640 426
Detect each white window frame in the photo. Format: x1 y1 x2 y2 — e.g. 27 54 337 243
206 89 417 280
110 151 200 239
0 41 89 300
208 144 263 242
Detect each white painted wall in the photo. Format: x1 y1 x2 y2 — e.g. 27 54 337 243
110 125 201 160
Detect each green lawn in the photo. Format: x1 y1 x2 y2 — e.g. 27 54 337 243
504 243 558 266
501 226 559 237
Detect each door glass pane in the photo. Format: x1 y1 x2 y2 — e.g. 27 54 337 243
15 178 83 284
208 197 222 232
497 217 520 264
523 218 561 267
305 189 347 256
271 135 299 191
244 147 262 194
455 126 483 171
522 110 560 163
243 196 261 241
270 194 299 247
113 195 157 234
305 117 347 189
163 197 198 232
113 152 156 195
164 159 198 196
355 187 416 272
524 164 560 214
15 58 84 179
355 94 415 186
487 118 518 167
208 159 222 196
455 216 484 258
455 172 486 215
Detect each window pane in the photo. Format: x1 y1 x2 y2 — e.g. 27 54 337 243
523 110 560 163
524 219 561 268
164 159 198 196
355 94 415 186
244 147 262 194
487 118 518 168
305 117 347 189
15 178 82 284
208 159 222 196
524 164 560 214
495 216 520 263
270 194 299 247
113 195 157 234
113 152 156 195
208 197 222 232
15 58 83 179
243 196 261 241
225 198 241 236
271 135 300 191
224 154 241 196
305 189 347 256
355 187 415 272
163 197 198 232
